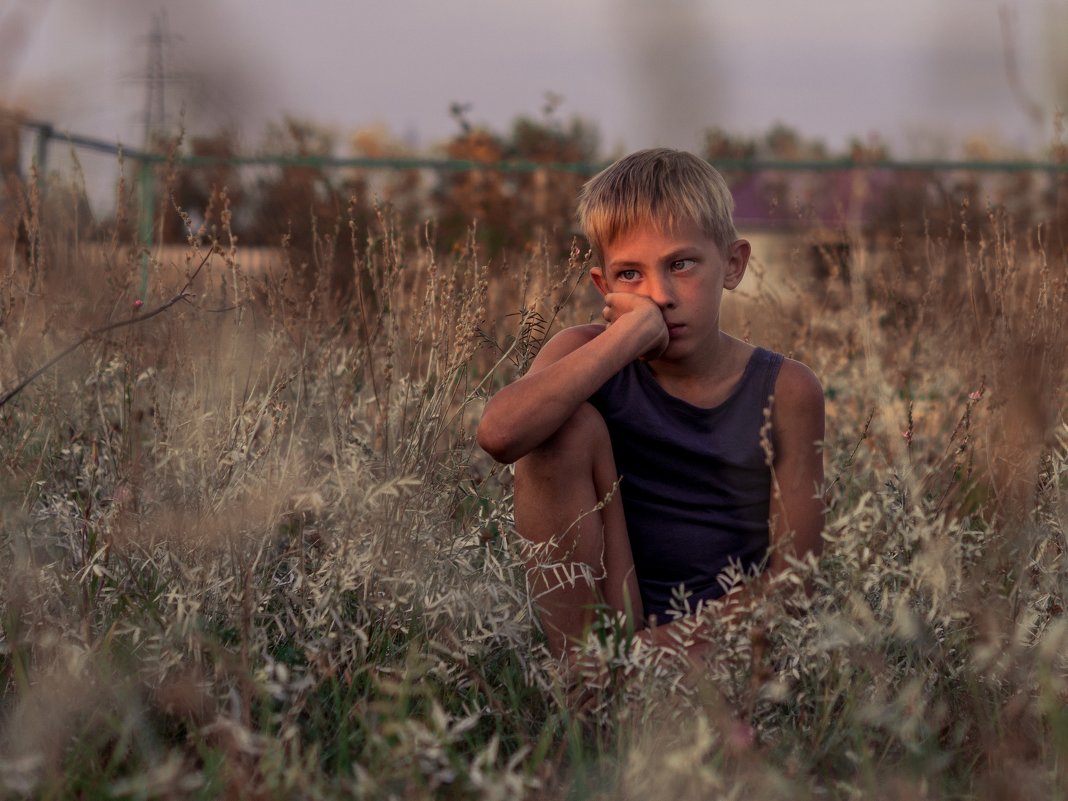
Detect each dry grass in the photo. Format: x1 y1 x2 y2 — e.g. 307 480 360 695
0 168 1065 800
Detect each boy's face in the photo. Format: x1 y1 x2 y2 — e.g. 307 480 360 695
590 218 749 364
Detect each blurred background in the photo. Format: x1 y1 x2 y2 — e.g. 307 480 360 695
3 0 1065 156
3 0 1068 266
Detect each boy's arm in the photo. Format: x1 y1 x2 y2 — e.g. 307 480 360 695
767 358 826 571
477 293 668 464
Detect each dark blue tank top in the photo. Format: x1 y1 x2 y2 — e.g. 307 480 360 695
589 347 784 621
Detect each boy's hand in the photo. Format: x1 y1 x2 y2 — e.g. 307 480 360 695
601 292 669 361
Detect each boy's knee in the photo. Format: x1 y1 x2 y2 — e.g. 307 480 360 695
525 403 610 467
557 402 610 443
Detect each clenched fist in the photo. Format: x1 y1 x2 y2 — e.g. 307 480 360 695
601 292 669 362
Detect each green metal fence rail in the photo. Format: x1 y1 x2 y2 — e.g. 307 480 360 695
19 117 1068 175
10 116 1068 299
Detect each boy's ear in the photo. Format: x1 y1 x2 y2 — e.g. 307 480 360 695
723 239 750 290
590 265 609 296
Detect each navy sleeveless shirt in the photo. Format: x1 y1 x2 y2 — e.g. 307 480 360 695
589 347 784 621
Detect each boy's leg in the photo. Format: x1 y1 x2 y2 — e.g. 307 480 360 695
514 402 641 658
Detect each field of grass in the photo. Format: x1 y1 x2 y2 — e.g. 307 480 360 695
0 166 1066 800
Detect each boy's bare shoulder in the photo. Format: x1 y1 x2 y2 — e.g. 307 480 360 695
776 357 822 392
773 358 825 417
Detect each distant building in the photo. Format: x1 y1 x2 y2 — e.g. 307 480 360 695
729 167 895 288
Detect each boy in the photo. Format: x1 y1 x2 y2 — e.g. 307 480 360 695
477 148 825 659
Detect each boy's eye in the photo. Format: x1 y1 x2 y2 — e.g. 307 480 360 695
618 269 640 281
671 258 696 271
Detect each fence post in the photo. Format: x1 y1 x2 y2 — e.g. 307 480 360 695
137 156 155 301
33 123 52 194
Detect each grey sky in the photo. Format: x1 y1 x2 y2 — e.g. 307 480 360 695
2 0 1062 157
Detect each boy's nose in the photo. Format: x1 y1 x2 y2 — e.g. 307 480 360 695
646 277 677 310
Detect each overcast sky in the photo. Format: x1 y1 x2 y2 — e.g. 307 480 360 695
3 0 1065 159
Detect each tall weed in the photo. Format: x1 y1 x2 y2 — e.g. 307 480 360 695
0 167 1065 799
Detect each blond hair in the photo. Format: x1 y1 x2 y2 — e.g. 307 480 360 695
577 148 738 260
